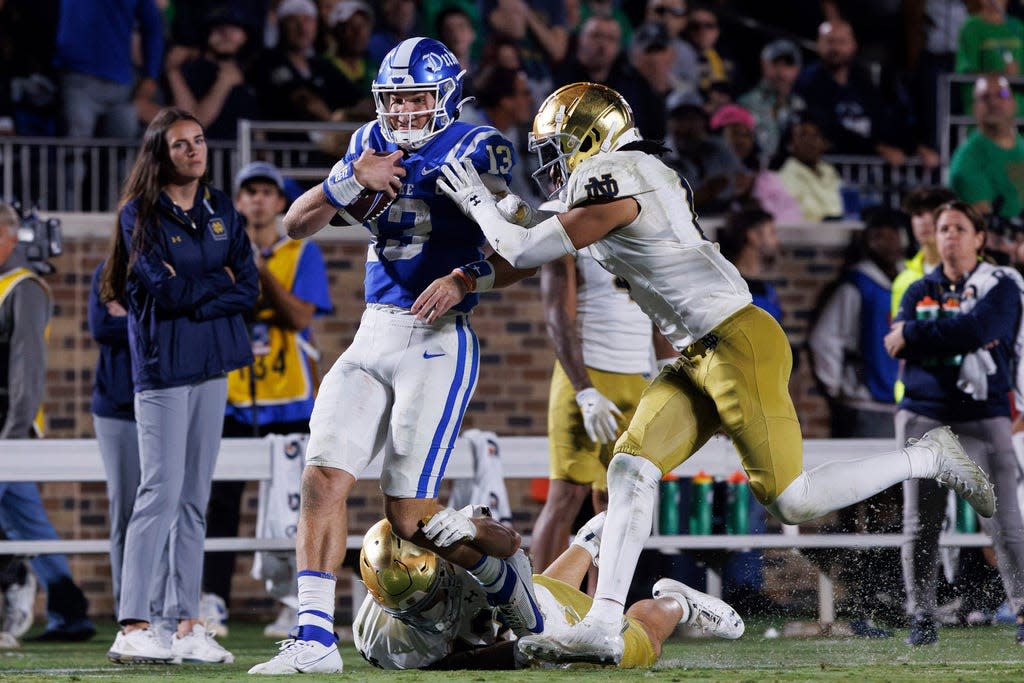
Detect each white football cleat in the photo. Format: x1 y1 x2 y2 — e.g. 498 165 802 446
1 563 36 637
199 593 229 638
263 605 297 639
652 578 745 639
248 637 343 675
107 627 175 664
913 426 996 518
517 615 624 665
490 549 545 637
171 623 234 663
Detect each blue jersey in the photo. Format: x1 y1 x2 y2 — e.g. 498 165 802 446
342 120 516 313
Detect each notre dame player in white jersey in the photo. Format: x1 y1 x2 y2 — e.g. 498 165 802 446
420 81 997 665
354 511 742 671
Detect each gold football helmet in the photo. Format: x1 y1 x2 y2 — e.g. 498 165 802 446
359 519 461 632
528 82 639 198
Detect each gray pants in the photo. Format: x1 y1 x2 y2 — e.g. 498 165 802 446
93 414 140 604
899 410 1024 618
117 378 226 623
59 71 138 138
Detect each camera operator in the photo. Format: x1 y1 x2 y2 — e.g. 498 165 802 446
0 202 94 642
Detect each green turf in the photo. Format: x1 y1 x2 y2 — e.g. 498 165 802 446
1 620 1022 682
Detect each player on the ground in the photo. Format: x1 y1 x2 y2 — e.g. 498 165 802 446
249 38 542 675
427 81 996 665
353 510 743 670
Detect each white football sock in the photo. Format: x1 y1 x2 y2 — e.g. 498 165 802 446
296 570 336 643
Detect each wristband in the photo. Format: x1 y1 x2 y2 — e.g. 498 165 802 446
459 259 496 292
322 161 364 208
451 268 476 293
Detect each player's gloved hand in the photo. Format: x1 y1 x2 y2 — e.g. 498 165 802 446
496 193 534 227
571 511 607 565
575 387 623 444
422 507 477 548
438 159 495 218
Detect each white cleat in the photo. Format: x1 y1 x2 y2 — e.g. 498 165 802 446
248 637 343 675
263 605 298 639
171 623 234 663
652 578 745 639
1 563 36 637
914 426 996 518
518 615 624 665
107 628 175 664
490 549 545 637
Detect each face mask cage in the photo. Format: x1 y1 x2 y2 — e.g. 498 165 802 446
383 560 462 633
372 76 460 149
528 131 579 200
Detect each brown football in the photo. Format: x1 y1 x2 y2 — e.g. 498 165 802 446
330 152 400 224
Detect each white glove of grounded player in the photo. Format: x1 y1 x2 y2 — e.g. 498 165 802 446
575 387 623 444
422 507 477 548
438 159 495 218
571 511 607 565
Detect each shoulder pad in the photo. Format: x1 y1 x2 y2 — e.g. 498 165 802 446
565 152 663 208
444 126 516 182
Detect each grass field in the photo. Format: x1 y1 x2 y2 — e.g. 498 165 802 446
1 620 1022 682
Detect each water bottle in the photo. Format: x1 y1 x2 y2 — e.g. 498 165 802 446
725 470 750 535
659 474 681 535
688 471 714 535
956 495 977 533
916 296 940 367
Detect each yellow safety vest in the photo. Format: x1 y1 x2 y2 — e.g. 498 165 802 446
0 267 51 436
226 239 318 409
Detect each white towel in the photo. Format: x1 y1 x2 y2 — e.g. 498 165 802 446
957 349 997 401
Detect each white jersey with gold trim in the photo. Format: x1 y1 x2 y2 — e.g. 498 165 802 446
352 568 496 670
565 150 752 350
575 250 654 374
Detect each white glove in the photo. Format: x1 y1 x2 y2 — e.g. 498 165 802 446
421 507 477 548
575 387 623 444
496 193 535 227
438 159 495 218
571 511 607 565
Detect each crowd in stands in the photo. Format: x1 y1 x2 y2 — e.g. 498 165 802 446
2 0 1023 219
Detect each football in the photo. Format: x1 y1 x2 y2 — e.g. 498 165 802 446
330 152 400 225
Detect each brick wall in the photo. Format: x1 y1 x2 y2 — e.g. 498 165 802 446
26 227 852 621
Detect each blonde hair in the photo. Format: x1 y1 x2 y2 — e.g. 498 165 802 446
0 203 18 233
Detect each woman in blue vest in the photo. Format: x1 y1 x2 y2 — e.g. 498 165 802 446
98 107 258 664
886 200 1024 647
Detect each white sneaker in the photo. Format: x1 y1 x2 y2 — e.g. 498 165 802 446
171 623 234 663
263 605 297 639
652 578 745 639
1 563 36 637
248 637 343 675
518 615 624 665
0 631 19 649
199 593 229 638
913 426 996 518
107 628 175 664
489 549 545 637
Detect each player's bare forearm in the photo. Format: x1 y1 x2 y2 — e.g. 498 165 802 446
540 545 594 588
541 256 590 391
489 252 537 287
470 517 521 559
284 185 337 239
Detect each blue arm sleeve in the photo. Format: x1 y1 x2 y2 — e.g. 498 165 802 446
902 277 1021 358
87 263 128 346
191 209 260 321
137 0 165 80
123 207 234 315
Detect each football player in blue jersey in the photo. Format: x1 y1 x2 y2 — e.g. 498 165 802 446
249 37 543 676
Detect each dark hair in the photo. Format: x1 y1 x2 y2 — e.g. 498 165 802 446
435 5 473 37
473 65 524 109
718 207 774 261
901 186 957 216
99 108 204 302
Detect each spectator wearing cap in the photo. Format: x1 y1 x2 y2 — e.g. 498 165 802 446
201 160 333 637
645 0 700 99
553 15 664 139
775 111 844 222
665 102 746 215
368 0 420 66
250 0 362 126
949 74 1024 218
630 21 688 141
325 1 376 98
712 103 802 223
165 7 261 140
738 39 807 165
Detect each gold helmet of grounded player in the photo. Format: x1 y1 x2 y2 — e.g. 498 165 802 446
360 518 442 613
528 82 638 198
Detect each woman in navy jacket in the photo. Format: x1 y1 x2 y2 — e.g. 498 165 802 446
98 107 258 664
885 200 1024 647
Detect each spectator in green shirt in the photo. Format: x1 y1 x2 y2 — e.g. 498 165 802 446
956 0 1024 111
949 74 1024 217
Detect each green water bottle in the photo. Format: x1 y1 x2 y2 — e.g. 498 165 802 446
659 474 681 534
725 470 750 535
689 471 714 535
956 495 977 533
